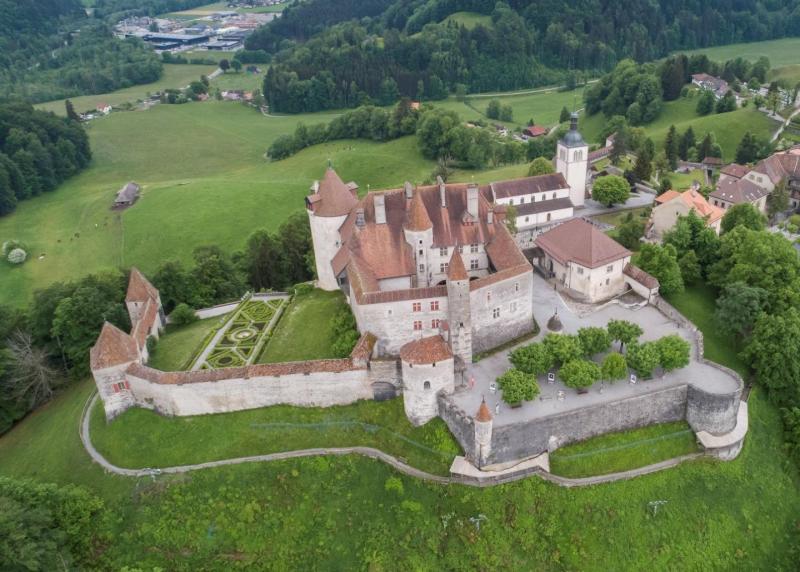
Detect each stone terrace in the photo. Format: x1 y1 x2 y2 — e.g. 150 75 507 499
452 274 741 428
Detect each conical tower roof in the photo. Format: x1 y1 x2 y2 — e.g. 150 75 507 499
312 167 358 217
476 398 492 422
406 188 432 231
447 249 468 281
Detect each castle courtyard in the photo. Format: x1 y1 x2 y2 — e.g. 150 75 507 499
453 273 742 428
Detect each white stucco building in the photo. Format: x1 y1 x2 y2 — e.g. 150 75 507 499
555 112 589 208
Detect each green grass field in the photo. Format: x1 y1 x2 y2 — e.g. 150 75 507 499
212 70 265 92
550 421 700 478
148 315 229 371
678 37 800 70
590 207 649 228
437 87 579 129
441 11 492 29
258 289 350 363
580 95 778 160
89 396 461 475
0 102 435 307
35 64 219 116
668 168 707 190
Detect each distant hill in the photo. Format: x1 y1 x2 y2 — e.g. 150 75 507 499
249 0 800 113
0 0 162 104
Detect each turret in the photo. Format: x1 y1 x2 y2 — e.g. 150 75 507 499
400 335 455 426
404 187 434 287
556 112 589 208
446 250 472 362
306 167 358 290
474 397 493 467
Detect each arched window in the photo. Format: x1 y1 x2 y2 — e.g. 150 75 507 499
574 150 583 161
423 381 431 390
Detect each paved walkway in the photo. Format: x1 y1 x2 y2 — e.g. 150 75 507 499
80 392 713 488
455 274 739 426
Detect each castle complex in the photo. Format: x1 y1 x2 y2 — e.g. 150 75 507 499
90 119 747 471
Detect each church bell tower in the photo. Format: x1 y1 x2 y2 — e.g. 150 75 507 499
556 112 589 208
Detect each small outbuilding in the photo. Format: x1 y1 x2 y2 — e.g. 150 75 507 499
114 182 141 209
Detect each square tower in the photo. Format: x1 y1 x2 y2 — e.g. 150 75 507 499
556 112 589 208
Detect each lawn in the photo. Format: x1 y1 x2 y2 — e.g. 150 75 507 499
0 102 435 307
550 421 700 478
258 289 350 363
590 206 649 228
34 64 218 116
212 70 265 92
668 168 708 190
441 11 492 29
665 281 749 376
89 396 461 475
437 87 580 129
148 315 227 371
678 37 800 70
580 95 778 160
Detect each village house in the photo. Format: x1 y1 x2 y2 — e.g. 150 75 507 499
522 125 548 138
531 218 656 303
691 73 730 99
114 182 141 208
650 189 724 237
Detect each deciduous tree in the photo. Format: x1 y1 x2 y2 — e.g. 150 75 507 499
607 319 643 351
559 359 601 389
720 203 766 233
601 352 628 382
591 175 630 207
636 243 684 295
498 368 540 405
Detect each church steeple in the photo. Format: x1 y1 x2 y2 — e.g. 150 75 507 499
556 111 588 208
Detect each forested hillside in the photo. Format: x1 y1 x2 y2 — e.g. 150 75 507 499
0 0 161 104
253 0 800 112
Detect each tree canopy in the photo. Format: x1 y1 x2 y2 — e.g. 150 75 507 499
591 175 630 207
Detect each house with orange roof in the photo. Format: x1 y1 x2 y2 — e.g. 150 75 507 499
651 189 725 237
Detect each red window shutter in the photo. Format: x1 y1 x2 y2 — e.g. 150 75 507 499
112 383 120 393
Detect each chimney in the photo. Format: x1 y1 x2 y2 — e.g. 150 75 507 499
487 208 494 225
374 194 386 225
355 208 365 229
404 181 413 200
467 184 479 219
437 176 446 208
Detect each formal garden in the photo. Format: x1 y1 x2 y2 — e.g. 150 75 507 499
193 297 285 370
497 321 691 407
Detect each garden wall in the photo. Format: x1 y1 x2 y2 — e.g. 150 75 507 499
437 394 476 461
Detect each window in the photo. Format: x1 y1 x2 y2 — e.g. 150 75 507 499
606 264 614 273
577 267 584 275
525 216 529 223
431 319 440 329
412 302 421 312
487 291 492 302
419 249 423 256
492 307 500 319
439 247 448 256
551 193 555 200
419 240 423 245
510 301 517 313
419 264 425 273
470 244 479 253
605 278 610 285
515 282 520 292
413 321 423 331
458 245 463 254
440 263 449 273
546 213 551 222
470 259 479 270
430 300 439 311
423 381 431 390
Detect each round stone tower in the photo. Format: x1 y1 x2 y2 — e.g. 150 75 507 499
400 335 455 426
306 167 358 290
474 397 493 467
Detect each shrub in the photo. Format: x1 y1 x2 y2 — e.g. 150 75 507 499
498 368 540 405
331 306 359 357
509 343 554 375
577 327 611 357
170 303 198 326
601 352 628 382
1 240 26 256
559 359 601 389
293 283 314 295
626 341 660 378
656 334 691 372
543 333 584 366
6 248 27 264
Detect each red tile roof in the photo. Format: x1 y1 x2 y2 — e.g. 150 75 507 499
126 267 159 303
399 335 453 365
131 298 158 349
307 168 358 217
535 219 631 269
655 189 724 224
623 263 659 290
476 398 492 422
720 163 749 179
406 189 433 231
710 177 769 204
90 322 139 370
447 250 468 281
753 151 800 185
490 173 567 200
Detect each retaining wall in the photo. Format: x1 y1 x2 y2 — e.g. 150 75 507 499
438 393 475 460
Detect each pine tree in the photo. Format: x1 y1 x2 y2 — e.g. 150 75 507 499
678 127 695 161
65 100 80 122
735 131 759 164
633 144 653 182
609 128 626 165
559 106 570 123
664 125 679 170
